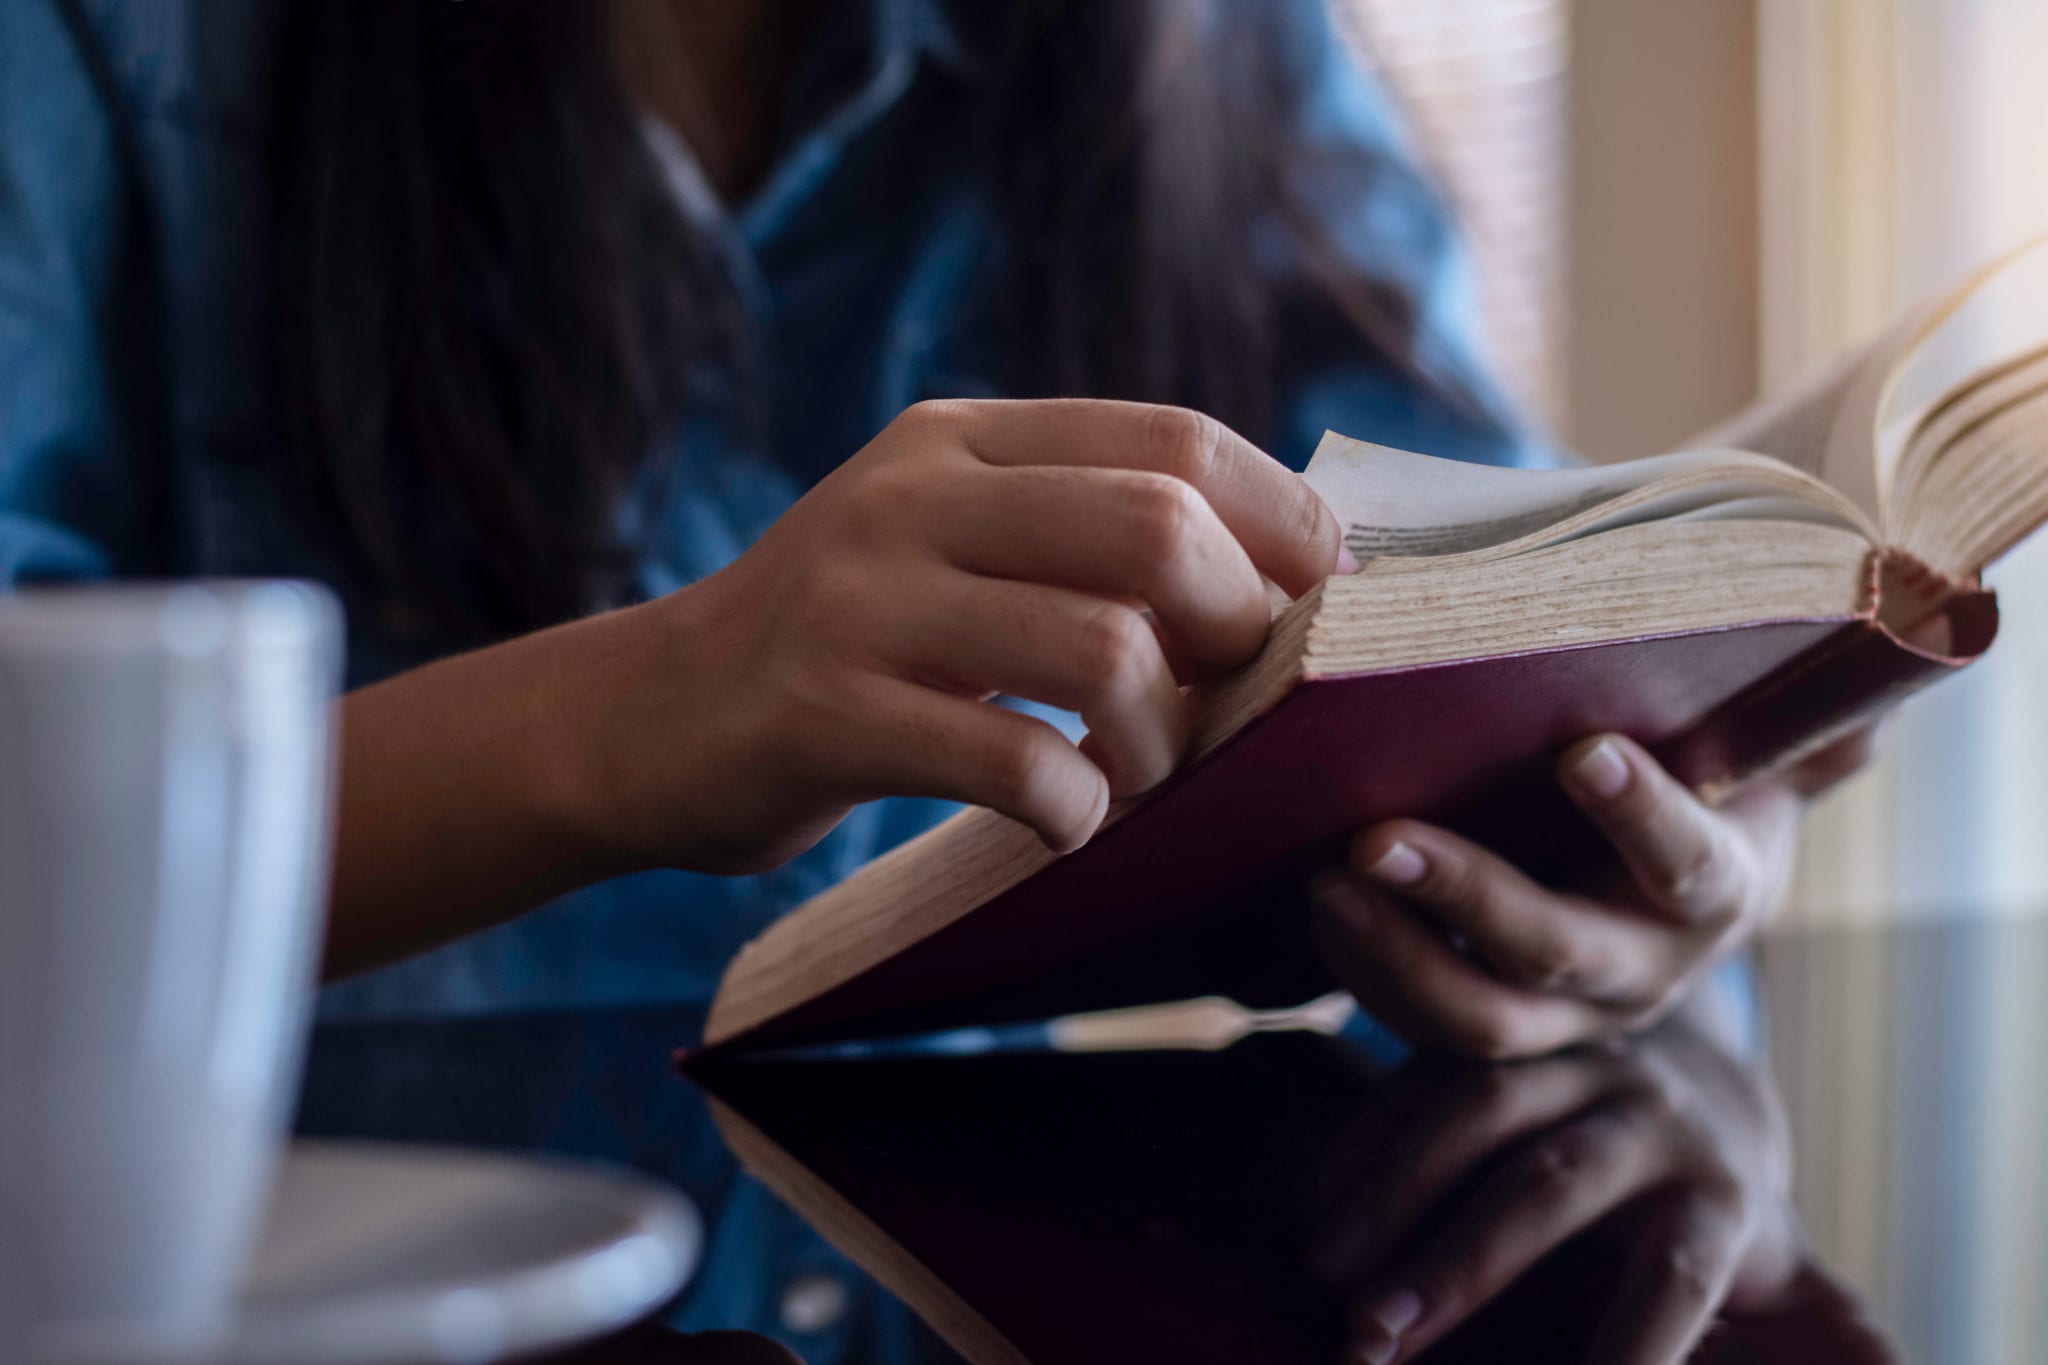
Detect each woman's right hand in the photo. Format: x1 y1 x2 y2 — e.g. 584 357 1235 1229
588 398 1345 875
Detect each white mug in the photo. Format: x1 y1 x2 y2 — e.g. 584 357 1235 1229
0 583 342 1362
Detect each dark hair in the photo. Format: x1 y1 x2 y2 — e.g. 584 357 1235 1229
271 0 1472 645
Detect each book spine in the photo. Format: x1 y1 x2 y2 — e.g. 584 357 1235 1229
1655 578 1999 800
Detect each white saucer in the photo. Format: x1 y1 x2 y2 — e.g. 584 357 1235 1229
205 1140 700 1365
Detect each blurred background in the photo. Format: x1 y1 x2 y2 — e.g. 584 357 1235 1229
1336 2 2048 1356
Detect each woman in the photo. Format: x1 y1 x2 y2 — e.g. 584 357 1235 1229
5 0 1853 1350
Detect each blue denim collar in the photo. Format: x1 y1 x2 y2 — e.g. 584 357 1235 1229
737 0 968 245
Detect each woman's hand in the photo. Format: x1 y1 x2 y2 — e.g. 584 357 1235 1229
1311 1022 1858 1365
330 397 1340 974
1309 729 1875 1059
589 398 1343 875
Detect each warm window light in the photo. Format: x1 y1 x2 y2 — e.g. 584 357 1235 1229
1336 0 1570 429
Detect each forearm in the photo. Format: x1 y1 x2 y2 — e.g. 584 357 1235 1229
323 608 650 978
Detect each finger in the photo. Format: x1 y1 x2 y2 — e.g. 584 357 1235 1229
1310 1054 1620 1284
925 397 1344 596
1310 877 1611 1059
1559 734 1753 926
924 463 1271 674
1349 821 1676 1009
1582 1191 1746 1365
887 573 1186 796
830 675 1108 852
1343 1095 1690 1364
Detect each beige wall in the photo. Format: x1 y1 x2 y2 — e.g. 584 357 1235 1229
1564 0 1759 461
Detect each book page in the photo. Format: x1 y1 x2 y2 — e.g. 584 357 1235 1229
1686 236 2048 532
1883 244 2048 469
1301 434 1855 560
1689 352 1865 492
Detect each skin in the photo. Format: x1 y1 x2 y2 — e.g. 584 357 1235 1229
609 0 825 201
328 399 1341 971
1309 727 1876 1060
1312 1021 1900 1365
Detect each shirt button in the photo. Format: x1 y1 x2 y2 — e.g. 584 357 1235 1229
779 1273 850 1335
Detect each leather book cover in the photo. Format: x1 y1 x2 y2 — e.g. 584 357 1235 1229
702 586 1996 1056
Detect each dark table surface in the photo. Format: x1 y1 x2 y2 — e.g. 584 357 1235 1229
295 913 2048 1364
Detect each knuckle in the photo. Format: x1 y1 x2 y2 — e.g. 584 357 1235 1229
1074 605 1153 699
1566 941 1640 1003
1650 838 1724 906
1514 1122 1611 1201
1656 1237 1723 1307
1122 472 1206 568
1452 1007 1533 1061
1499 932 1591 994
1576 942 1633 1000
1144 405 1220 487
1423 849 1490 915
839 467 919 545
1522 951 1584 995
900 396 972 434
980 726 1062 811
1652 1200 1739 1304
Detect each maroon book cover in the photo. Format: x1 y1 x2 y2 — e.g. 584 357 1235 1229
703 585 1996 1056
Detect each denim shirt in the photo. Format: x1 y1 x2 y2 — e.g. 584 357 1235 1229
4 1 1546 1353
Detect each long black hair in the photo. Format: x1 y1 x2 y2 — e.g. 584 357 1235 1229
271 0 1475 645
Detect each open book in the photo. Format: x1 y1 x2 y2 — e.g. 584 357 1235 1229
696 241 2048 1058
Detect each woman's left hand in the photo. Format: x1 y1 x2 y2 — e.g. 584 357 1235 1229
1309 728 1874 1059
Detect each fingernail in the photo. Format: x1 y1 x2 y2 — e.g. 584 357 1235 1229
1361 1287 1423 1337
1335 544 1362 575
1570 737 1631 800
1365 840 1426 886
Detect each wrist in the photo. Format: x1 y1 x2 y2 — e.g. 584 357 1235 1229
561 573 777 876
326 606 673 976
546 596 697 878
